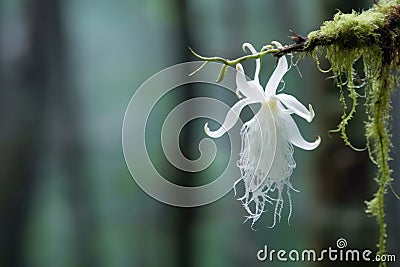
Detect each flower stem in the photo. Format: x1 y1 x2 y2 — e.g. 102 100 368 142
189 46 279 66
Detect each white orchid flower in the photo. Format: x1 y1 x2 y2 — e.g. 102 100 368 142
204 42 321 227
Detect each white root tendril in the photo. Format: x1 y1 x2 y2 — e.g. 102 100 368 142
236 104 296 228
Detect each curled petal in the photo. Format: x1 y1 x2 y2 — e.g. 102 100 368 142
204 98 259 138
265 55 288 97
274 93 315 122
236 64 265 101
281 113 321 150
242 43 260 83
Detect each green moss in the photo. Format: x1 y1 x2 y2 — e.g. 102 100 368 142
305 1 400 265
365 65 394 262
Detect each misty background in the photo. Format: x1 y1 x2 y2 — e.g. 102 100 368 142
0 0 399 266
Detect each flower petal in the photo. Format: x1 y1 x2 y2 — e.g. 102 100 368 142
204 98 259 138
281 113 321 150
265 55 288 97
242 43 260 83
236 64 265 101
274 93 315 122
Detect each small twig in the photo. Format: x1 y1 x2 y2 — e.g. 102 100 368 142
273 41 308 57
273 34 338 57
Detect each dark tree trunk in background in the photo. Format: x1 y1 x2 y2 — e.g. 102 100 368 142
0 0 96 266
0 0 49 265
172 1 197 267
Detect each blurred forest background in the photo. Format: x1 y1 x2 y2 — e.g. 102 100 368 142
0 0 399 266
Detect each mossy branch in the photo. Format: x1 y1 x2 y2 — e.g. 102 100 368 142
278 3 399 265
278 2 399 265
274 2 400 62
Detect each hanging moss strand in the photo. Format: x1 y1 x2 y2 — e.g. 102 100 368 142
365 65 394 265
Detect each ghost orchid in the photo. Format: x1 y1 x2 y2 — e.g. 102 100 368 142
204 42 321 227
